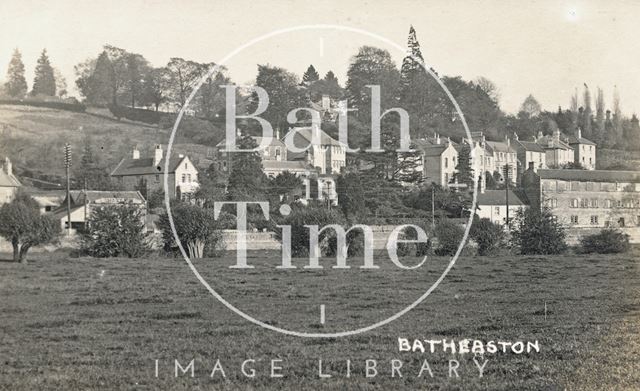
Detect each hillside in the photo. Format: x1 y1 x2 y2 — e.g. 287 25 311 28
0 105 215 184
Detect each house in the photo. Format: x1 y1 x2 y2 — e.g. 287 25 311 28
461 132 491 190
111 145 199 201
535 130 574 168
215 132 288 174
0 157 21 205
512 134 546 183
285 125 346 175
485 138 518 184
416 135 458 187
566 128 597 170
24 189 65 214
476 189 528 225
521 165 640 233
52 190 146 234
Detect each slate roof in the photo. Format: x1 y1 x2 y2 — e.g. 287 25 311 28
566 135 597 146
262 160 316 172
0 170 21 187
514 140 545 153
111 156 187 177
420 144 453 157
287 126 345 147
537 169 640 183
477 190 527 206
486 141 516 154
537 136 573 150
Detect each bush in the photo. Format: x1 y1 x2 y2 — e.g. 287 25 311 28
157 203 223 258
434 219 465 256
109 104 162 124
579 229 630 254
0 98 85 112
511 207 567 255
277 206 345 257
82 204 149 258
470 217 506 256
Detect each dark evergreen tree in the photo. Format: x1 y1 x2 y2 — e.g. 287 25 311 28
581 83 593 139
31 49 56 96
227 136 268 201
4 49 27 98
336 173 366 222
302 64 320 85
87 51 116 106
452 143 473 187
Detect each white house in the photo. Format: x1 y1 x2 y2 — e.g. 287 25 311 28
0 157 21 205
476 189 528 225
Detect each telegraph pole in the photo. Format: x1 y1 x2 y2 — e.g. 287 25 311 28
504 163 510 230
64 143 72 236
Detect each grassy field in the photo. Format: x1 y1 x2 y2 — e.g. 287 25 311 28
0 250 639 390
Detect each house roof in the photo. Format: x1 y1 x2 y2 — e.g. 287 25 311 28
566 135 597 146
286 126 345 147
537 169 640 183
477 190 527 206
537 136 573 150
0 170 21 187
420 144 453 157
66 190 146 204
514 140 545 153
486 141 516 154
215 136 285 148
111 155 188 177
262 160 316 172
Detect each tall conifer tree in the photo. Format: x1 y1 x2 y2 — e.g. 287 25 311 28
4 49 27 98
32 49 56 96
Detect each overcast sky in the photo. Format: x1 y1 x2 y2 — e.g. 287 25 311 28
0 0 638 114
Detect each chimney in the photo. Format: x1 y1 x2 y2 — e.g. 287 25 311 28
132 147 140 160
153 145 163 166
447 137 451 145
3 157 11 176
577 128 582 139
436 134 441 145
321 95 330 110
554 129 560 141
606 110 611 120
514 133 519 141
537 131 543 141
276 129 281 140
528 161 534 171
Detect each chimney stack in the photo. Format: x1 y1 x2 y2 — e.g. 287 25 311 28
3 157 11 176
132 147 140 160
436 133 441 145
577 128 582 139
153 145 163 166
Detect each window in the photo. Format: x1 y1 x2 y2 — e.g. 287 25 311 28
495 206 500 215
580 199 589 208
618 217 626 227
182 174 186 183
187 174 191 182
590 199 598 208
637 216 640 226
590 215 599 225
155 174 160 183
571 199 579 208
616 200 623 208
589 158 592 165
444 157 448 168
570 215 578 224
184 163 188 169
603 199 612 208
444 173 449 183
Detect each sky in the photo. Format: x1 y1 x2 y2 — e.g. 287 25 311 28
0 0 638 114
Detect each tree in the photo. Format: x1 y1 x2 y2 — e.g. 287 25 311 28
475 77 500 105
302 64 320 85
612 86 624 147
158 203 223 258
511 207 567 255
0 193 60 263
165 57 203 108
276 205 345 257
141 67 169 111
82 204 148 258
581 83 593 139
120 52 151 107
308 70 344 101
452 143 473 187
269 171 302 204
470 217 506 255
346 46 400 124
434 219 465 256
31 49 56 96
85 51 115 106
4 49 28 98
336 173 366 222
519 94 541 118
594 87 605 144
54 68 67 97
75 135 116 190
226 136 268 200
579 229 630 254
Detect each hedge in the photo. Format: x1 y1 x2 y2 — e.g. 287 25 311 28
0 99 86 113
108 104 163 124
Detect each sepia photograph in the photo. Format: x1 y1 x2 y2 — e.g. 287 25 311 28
0 0 639 389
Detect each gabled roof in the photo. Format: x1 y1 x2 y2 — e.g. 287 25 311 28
215 136 285 148
111 155 188 177
537 169 640 183
477 190 527 206
420 144 454 157
537 136 573 150
566 135 597 146
486 141 516 154
67 190 146 205
514 140 545 153
0 170 21 187
286 126 345 147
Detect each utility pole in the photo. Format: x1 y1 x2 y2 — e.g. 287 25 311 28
64 143 72 236
431 185 435 231
504 163 510 230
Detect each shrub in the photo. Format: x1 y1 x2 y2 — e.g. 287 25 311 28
470 217 506 256
511 207 567 255
108 104 162 124
0 193 60 263
434 219 465 256
0 98 85 112
579 229 630 254
277 206 345 257
157 203 223 258
82 204 149 258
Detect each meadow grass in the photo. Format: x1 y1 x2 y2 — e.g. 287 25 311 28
0 249 638 390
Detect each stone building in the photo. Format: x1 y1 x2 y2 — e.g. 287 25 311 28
415 134 458 187
476 189 528 225
111 145 199 200
522 165 640 232
535 130 574 168
0 157 20 205
566 129 597 170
